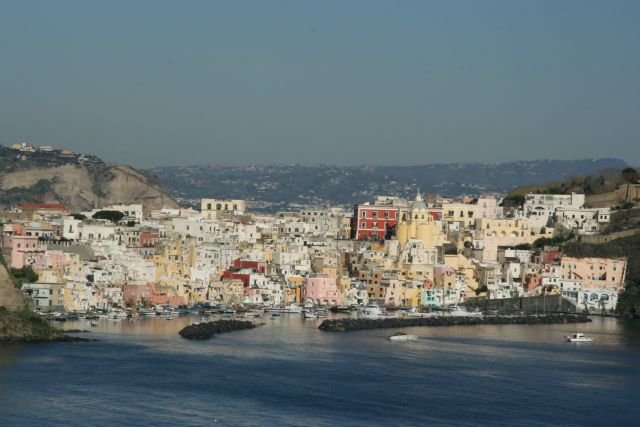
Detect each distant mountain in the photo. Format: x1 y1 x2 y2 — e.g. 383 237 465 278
150 159 627 212
0 145 179 212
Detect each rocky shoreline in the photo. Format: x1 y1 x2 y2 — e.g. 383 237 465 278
179 319 260 340
0 307 92 343
318 314 592 332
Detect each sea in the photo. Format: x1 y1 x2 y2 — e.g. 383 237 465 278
1 314 639 426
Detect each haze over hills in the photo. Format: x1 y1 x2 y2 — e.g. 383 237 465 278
151 158 627 212
0 145 178 212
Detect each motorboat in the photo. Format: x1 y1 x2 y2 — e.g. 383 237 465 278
283 304 302 314
448 305 483 318
220 308 235 317
389 332 418 342
315 309 328 318
565 333 593 343
302 310 318 320
270 313 281 318
242 311 262 318
363 304 383 318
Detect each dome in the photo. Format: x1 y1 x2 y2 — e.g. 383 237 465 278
410 190 427 212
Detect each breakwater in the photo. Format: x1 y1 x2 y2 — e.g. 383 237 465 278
179 320 259 340
318 314 591 332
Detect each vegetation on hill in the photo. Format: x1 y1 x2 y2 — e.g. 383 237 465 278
504 167 639 208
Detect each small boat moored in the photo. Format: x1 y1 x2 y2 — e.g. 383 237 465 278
389 332 418 341
565 332 593 343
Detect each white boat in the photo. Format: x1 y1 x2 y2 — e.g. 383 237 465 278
283 304 302 314
243 311 262 318
302 310 318 319
565 333 593 343
220 308 235 317
363 304 383 318
448 305 483 318
315 309 328 318
389 332 418 341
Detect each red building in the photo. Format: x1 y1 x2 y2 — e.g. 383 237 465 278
351 204 401 240
140 228 161 247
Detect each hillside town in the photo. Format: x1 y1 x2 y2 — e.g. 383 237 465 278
0 186 629 317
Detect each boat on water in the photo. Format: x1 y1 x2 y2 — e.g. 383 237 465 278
90 320 98 327
389 332 418 341
283 303 302 314
242 311 262 318
362 303 383 318
302 310 318 319
220 308 236 317
271 313 281 318
565 332 593 343
447 305 483 318
315 309 328 318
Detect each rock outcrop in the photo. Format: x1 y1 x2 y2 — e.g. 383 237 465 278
179 320 259 340
0 152 179 212
0 262 85 343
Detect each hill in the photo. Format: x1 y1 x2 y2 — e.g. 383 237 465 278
151 159 627 211
503 166 640 208
0 145 179 212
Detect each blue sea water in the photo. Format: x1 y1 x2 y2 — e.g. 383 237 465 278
1 315 639 426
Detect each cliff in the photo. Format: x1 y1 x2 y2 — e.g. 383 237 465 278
0 261 71 342
0 146 179 212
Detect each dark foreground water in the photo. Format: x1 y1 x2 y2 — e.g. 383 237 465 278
1 315 639 426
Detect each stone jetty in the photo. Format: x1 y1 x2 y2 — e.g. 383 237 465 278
179 320 259 340
318 314 592 332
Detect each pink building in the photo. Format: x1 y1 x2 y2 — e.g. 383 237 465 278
3 235 46 269
560 256 626 290
304 275 340 305
33 250 67 271
123 283 156 304
122 283 185 306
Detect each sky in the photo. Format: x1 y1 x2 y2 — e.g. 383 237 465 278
1 0 639 168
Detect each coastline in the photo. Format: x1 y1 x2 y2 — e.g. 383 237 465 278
0 307 89 343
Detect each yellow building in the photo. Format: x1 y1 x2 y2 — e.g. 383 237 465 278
285 275 305 303
444 253 479 294
154 239 196 298
396 193 448 248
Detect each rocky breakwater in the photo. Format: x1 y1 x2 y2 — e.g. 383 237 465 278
318 314 592 332
179 320 260 340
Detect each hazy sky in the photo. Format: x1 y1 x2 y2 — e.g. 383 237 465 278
1 0 639 168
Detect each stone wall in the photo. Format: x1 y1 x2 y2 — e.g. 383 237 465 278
465 295 577 314
575 228 640 245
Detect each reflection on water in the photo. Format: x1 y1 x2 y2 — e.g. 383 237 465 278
1 315 639 426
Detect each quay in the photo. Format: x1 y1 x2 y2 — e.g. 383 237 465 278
318 314 592 332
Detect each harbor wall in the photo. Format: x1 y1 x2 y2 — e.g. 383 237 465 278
465 295 577 314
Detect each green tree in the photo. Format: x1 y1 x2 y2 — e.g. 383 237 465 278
92 210 124 223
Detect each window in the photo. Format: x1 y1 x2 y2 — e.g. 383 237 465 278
361 222 366 228
384 212 389 219
361 211 366 218
372 212 378 219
